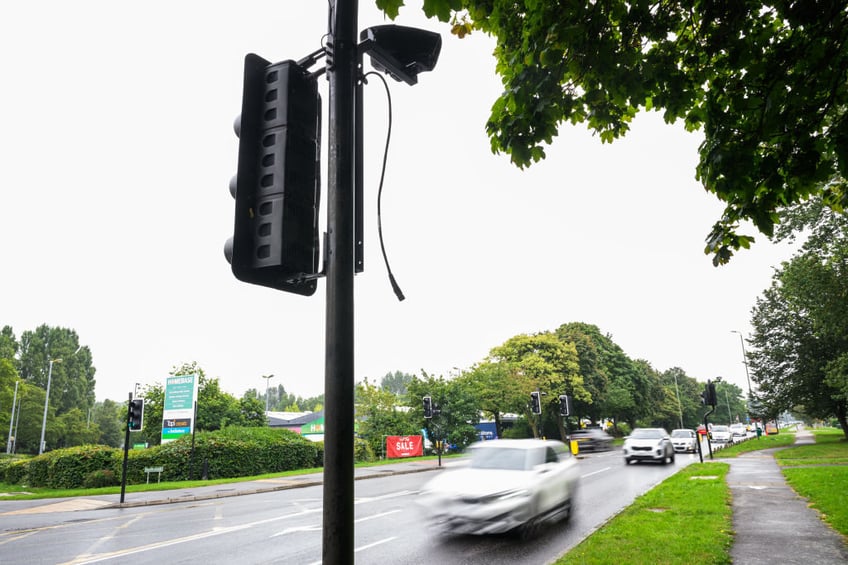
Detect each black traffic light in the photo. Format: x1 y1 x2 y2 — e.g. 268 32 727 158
701 381 717 407
530 391 541 415
225 54 321 296
423 396 433 419
128 398 144 431
559 394 572 417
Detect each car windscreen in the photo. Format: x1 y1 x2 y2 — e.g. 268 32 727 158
671 430 691 437
712 426 729 432
470 447 533 471
630 429 663 439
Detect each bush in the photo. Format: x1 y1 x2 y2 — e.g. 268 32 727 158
83 469 119 488
354 437 376 463
3 458 30 485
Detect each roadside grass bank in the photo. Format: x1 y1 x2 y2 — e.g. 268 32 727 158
556 462 732 565
776 428 848 536
711 431 796 457
0 454 456 501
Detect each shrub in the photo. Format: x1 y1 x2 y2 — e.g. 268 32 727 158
3 458 30 485
354 437 376 462
83 469 119 488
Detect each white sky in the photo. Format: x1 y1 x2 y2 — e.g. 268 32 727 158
0 1 795 403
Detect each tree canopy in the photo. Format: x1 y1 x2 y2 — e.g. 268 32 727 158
379 0 848 265
749 199 848 436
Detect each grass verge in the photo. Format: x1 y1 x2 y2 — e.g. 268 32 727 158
711 432 795 457
775 428 848 536
555 462 732 565
0 454 456 500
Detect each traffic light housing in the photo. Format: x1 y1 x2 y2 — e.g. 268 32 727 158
701 381 717 407
423 396 433 419
558 394 572 417
226 54 321 296
128 398 144 431
530 391 541 415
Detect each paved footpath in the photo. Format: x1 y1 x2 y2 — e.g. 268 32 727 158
727 430 848 564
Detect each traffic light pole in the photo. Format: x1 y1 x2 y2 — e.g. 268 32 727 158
323 1 357 563
120 392 132 503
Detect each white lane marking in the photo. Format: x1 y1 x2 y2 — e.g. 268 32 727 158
272 508 402 537
305 536 398 565
581 466 612 479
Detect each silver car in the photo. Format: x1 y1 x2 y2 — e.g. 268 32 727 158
417 439 580 538
623 428 675 464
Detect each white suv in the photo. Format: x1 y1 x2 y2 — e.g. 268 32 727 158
623 428 675 465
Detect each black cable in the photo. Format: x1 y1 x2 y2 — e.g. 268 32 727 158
363 71 405 301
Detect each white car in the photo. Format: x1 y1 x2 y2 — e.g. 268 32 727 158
623 428 675 464
417 439 579 538
729 423 747 438
711 425 733 443
670 429 699 453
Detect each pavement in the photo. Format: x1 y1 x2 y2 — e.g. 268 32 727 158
3 433 847 563
727 429 848 564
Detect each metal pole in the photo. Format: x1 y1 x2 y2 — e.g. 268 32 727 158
262 374 274 413
6 381 18 454
39 359 60 455
323 1 357 563
732 330 753 397
673 372 683 429
120 392 132 503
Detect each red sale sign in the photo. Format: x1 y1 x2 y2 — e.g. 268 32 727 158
386 435 423 458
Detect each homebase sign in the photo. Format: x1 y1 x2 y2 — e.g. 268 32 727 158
161 374 198 444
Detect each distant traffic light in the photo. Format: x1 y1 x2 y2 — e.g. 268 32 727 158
423 396 433 419
558 394 572 417
530 391 541 415
128 398 144 431
225 54 321 296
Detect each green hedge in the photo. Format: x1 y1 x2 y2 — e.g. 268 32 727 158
3 427 324 489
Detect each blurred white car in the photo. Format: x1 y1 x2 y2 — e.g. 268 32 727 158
417 439 579 538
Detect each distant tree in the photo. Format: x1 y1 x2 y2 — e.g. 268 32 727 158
405 372 480 451
380 371 413 396
54 407 100 448
91 399 124 448
382 1 848 265
16 325 95 417
356 377 416 457
750 200 848 437
462 361 524 439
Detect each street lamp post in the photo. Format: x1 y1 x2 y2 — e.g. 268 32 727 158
731 330 753 398
262 374 274 413
38 358 62 455
672 371 684 429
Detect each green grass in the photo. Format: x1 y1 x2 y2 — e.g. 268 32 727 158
556 463 733 565
775 428 848 536
0 454 450 500
712 432 796 457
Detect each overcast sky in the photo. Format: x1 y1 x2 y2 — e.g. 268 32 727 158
1 1 796 404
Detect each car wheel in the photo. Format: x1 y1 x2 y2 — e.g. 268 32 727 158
670 450 675 463
624 457 631 465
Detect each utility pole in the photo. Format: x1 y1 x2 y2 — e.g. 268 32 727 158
323 1 357 562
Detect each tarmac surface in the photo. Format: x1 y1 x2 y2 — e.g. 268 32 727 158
727 429 848 564
3 432 847 563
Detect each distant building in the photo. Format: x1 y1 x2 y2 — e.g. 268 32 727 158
267 410 325 442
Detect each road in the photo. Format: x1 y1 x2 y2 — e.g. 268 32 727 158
0 448 702 564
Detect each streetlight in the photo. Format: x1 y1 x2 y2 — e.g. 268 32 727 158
672 371 684 429
731 330 753 398
38 345 82 455
38 357 62 455
262 374 275 413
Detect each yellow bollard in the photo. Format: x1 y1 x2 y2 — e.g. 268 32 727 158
570 439 579 455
